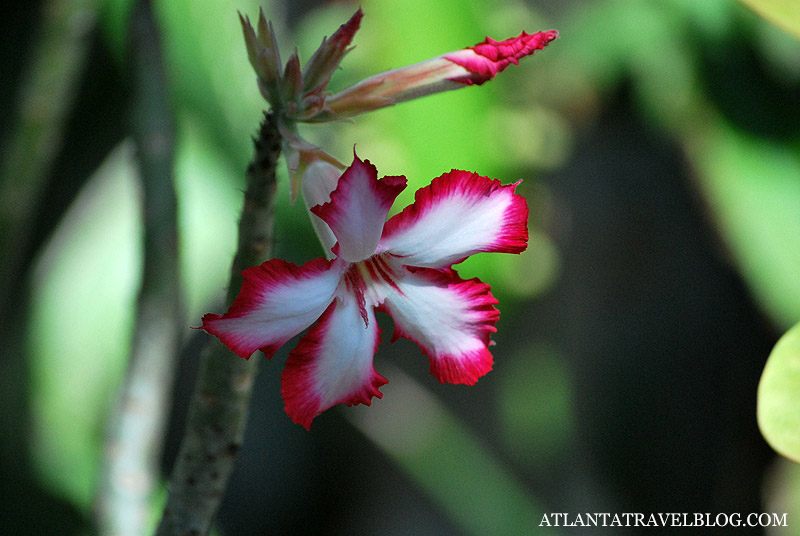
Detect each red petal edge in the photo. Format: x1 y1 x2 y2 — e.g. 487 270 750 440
382 169 529 257
380 268 499 385
312 153 406 262
281 301 388 429
311 154 407 228
200 257 335 360
444 29 558 85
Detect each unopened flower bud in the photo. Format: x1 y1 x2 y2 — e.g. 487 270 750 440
320 29 558 119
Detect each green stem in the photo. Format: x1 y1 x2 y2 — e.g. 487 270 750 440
95 0 181 534
155 112 281 536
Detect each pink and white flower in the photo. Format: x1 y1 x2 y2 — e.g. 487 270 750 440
201 155 528 428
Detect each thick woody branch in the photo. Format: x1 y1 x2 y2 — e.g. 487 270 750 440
155 112 281 536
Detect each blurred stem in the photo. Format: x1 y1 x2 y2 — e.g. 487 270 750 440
155 112 280 536
0 0 97 468
0 0 97 311
94 0 181 534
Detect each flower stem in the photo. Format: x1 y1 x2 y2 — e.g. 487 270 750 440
155 112 281 536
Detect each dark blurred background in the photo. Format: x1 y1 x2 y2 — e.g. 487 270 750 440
2 0 800 534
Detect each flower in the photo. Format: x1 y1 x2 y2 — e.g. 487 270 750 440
201 155 528 428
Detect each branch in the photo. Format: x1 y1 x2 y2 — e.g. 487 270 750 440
95 0 181 534
155 112 281 535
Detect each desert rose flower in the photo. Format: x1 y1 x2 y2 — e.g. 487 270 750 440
201 155 528 428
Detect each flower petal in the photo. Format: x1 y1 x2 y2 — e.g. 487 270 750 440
379 267 499 385
282 291 387 429
379 170 528 268
301 160 343 257
201 257 345 359
312 154 406 262
443 30 559 85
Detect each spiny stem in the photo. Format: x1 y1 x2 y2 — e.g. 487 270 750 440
155 112 281 536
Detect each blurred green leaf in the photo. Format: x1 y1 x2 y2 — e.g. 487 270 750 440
175 118 240 319
349 365 558 536
30 144 141 506
497 344 575 465
154 0 265 168
687 122 800 328
739 0 800 40
553 0 800 329
98 0 134 62
764 458 800 533
758 321 800 462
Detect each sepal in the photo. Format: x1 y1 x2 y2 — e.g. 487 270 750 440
282 50 303 115
239 9 283 106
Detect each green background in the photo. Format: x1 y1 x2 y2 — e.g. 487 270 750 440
2 0 799 533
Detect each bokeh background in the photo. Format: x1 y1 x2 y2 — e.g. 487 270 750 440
2 0 800 534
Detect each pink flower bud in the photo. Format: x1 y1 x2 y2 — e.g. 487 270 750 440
321 29 558 119
444 30 559 85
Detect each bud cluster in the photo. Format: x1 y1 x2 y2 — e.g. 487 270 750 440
240 8 557 202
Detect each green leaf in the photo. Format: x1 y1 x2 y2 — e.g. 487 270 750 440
688 122 800 329
739 0 800 40
758 321 800 462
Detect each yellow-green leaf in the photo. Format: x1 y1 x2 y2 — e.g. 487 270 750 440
758 321 800 462
739 0 800 40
